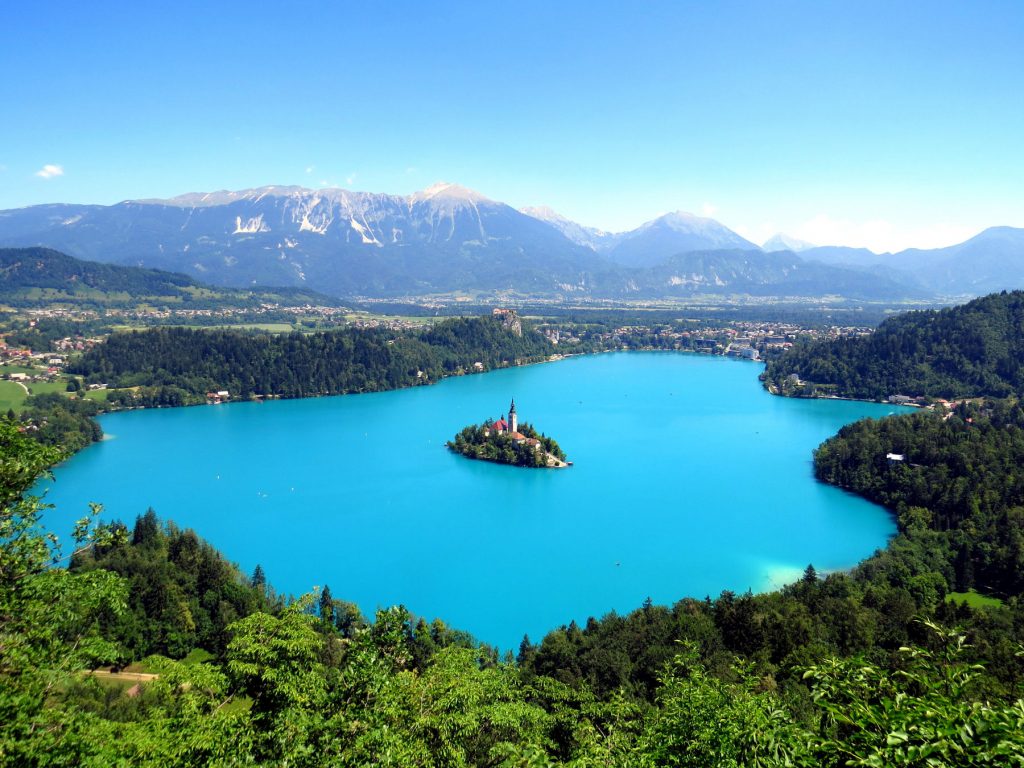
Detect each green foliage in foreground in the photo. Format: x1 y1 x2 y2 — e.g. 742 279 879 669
448 420 567 467
765 290 1024 399
0 420 128 766
69 508 277 660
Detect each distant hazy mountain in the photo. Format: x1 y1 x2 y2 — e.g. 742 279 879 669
5 183 1018 301
610 249 923 301
519 207 760 266
519 205 614 251
891 227 1024 295
763 233 816 252
602 211 759 268
796 227 1024 296
799 245 881 266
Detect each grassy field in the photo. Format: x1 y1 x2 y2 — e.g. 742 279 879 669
27 379 71 397
945 589 1004 609
111 322 298 333
1 363 39 375
180 648 215 665
207 322 296 332
344 312 436 325
0 361 81 411
0 379 28 411
83 388 110 403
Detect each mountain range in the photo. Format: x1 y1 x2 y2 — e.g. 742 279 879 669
1 183 1021 302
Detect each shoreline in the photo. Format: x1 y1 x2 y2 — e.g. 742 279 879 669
47 348 911 641
447 447 571 470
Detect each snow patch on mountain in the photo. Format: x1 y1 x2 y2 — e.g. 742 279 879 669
412 182 489 204
349 218 381 245
298 198 333 235
520 205 612 250
233 215 270 234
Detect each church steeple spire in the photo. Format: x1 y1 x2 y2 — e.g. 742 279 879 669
508 398 518 434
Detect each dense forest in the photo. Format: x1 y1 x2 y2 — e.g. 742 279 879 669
813 399 1024 597
69 314 553 403
16 392 104 453
764 290 1024 399
448 420 567 468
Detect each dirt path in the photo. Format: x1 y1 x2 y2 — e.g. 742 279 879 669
89 669 159 683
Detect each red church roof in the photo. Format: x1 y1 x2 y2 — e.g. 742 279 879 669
492 419 508 431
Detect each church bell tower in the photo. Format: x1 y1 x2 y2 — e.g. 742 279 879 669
508 398 518 434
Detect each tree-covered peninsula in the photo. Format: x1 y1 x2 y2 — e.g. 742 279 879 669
764 290 1024 400
69 312 552 404
5 312 553 458
448 405 568 468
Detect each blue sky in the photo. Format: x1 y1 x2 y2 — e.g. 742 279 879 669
2 1 1022 252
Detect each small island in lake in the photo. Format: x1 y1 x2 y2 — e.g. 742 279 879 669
447 398 570 468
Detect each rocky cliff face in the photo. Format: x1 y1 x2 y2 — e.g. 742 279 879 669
493 308 523 336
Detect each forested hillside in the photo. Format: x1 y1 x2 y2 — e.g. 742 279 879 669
0 246 341 308
0 246 197 295
69 314 552 404
813 400 1024 596
764 290 1024 399
69 509 278 659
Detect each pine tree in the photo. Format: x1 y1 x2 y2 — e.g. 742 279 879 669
251 563 266 592
319 584 334 626
131 507 160 546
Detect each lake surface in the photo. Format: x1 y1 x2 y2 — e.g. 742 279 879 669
39 352 910 649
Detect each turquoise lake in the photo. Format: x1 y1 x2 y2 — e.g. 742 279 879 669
39 352 910 650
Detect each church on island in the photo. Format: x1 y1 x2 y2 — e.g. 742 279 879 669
483 398 543 451
448 398 569 468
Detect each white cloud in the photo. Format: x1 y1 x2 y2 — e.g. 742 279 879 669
733 222 778 248
34 163 64 179
792 214 977 253
405 166 418 175
345 173 357 186
701 202 718 218
305 166 314 174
